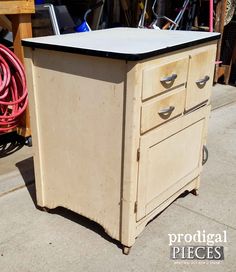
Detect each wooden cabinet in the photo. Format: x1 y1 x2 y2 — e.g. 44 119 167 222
23 28 219 253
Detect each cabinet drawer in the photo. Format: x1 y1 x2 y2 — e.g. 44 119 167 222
186 45 216 110
142 56 188 100
141 87 185 133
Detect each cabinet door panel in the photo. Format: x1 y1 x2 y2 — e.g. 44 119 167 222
136 107 209 221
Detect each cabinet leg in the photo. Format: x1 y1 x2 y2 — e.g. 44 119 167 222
41 207 50 213
123 246 131 255
191 189 199 196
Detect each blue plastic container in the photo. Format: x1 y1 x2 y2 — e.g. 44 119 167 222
35 0 45 4
75 21 91 32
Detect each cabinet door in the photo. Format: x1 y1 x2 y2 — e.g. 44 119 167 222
136 107 209 221
185 45 216 110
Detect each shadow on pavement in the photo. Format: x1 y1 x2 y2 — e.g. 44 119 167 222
0 132 25 158
16 156 35 187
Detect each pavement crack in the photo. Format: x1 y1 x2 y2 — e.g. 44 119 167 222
212 100 236 112
0 181 34 199
174 202 236 231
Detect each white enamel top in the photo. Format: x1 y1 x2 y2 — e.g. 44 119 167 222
22 28 219 59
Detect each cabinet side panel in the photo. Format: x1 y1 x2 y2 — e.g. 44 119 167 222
30 49 125 240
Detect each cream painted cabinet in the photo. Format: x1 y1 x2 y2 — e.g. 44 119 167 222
23 28 219 254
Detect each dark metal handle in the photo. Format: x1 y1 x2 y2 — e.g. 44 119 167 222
196 75 210 85
158 106 175 115
84 1 104 20
89 0 104 11
202 145 208 165
160 74 177 83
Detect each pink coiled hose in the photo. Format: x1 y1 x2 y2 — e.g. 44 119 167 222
0 44 28 133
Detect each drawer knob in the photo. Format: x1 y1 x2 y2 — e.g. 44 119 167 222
160 73 177 84
195 75 210 86
158 106 175 118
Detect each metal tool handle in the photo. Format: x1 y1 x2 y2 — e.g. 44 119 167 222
160 74 177 83
89 0 104 11
195 75 210 85
84 1 104 20
158 106 175 115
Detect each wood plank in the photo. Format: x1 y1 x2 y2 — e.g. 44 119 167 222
0 14 12 30
11 13 32 137
214 0 227 82
0 0 35 15
11 14 32 63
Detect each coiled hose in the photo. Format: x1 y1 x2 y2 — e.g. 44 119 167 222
0 44 28 133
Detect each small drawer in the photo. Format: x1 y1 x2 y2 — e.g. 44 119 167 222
142 56 188 100
186 45 216 110
141 87 185 133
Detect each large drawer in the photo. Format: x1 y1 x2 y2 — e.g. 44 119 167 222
142 56 188 100
141 87 185 134
186 45 216 110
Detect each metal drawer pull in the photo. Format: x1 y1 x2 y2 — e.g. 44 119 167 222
202 145 209 165
160 74 177 83
195 75 210 85
158 106 175 115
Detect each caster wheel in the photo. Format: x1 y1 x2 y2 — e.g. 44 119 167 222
192 189 199 196
123 246 131 255
25 136 32 147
